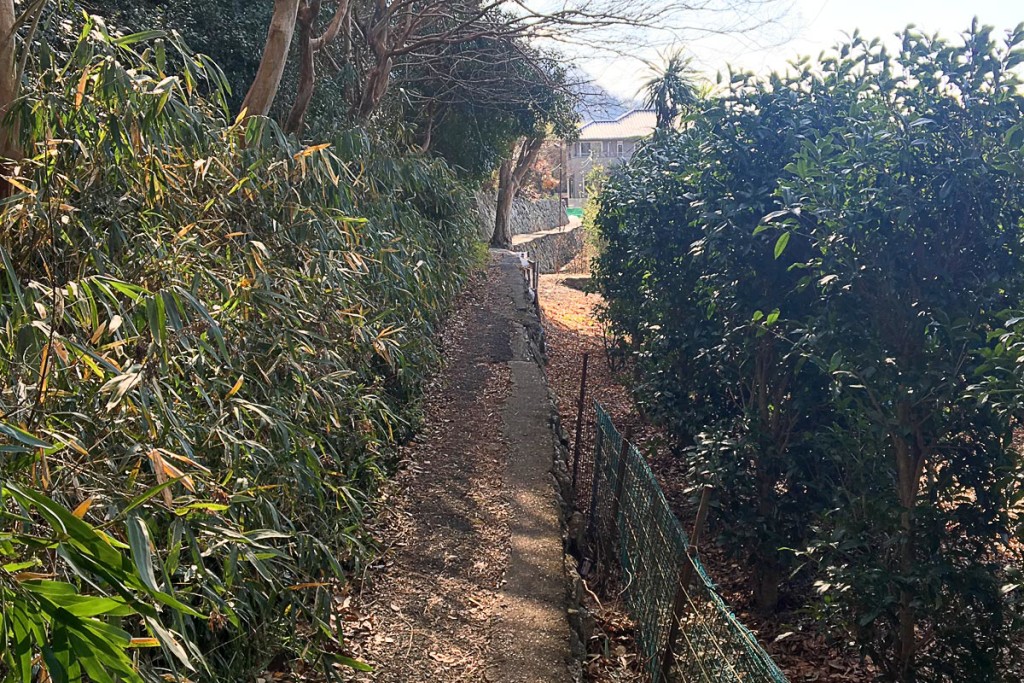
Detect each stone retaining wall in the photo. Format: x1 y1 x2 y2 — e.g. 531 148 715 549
475 192 569 241
515 226 585 274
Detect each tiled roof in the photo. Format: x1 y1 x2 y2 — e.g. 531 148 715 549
578 109 657 141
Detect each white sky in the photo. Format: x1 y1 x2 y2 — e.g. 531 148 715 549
579 0 1024 101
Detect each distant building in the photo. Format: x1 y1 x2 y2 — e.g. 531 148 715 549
563 109 656 207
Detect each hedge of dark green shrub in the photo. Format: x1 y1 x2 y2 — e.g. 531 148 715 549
594 22 1024 681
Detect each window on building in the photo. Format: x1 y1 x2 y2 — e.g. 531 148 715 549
604 141 613 157
617 141 624 156
580 142 592 156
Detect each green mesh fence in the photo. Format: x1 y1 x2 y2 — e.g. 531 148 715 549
586 402 789 683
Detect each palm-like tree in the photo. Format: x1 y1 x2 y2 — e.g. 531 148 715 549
641 49 699 130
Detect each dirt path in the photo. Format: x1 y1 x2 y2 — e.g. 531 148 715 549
341 252 572 683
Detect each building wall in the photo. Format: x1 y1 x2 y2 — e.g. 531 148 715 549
565 138 641 207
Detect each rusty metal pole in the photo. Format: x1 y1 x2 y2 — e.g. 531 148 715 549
660 485 714 681
570 353 590 496
533 261 540 306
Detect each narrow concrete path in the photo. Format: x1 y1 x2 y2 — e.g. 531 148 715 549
342 252 572 683
491 259 572 683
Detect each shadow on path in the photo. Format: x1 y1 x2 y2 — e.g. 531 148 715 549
342 252 572 683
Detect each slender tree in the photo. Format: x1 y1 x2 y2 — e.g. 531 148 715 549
0 0 47 169
284 0 350 133
487 44 577 249
491 134 545 249
0 0 18 160
240 0 301 118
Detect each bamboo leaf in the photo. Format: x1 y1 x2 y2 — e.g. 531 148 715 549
74 67 90 109
294 143 331 160
126 515 160 595
0 422 53 450
71 498 94 519
225 376 244 399
112 29 166 47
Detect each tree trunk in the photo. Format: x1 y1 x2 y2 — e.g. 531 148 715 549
492 158 515 248
285 0 350 134
492 135 545 249
351 4 394 120
754 564 782 614
240 0 301 119
0 0 20 162
355 57 393 119
284 1 320 134
893 427 925 682
751 343 783 613
896 505 917 682
753 457 781 613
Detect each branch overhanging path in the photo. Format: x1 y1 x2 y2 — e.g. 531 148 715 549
235 0 792 129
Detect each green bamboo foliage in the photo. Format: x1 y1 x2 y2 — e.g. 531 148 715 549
1 13 476 682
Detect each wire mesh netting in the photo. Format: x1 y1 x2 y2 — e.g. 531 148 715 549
583 402 790 683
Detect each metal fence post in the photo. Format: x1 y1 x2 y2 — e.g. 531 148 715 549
532 259 540 305
660 485 714 681
570 352 590 496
